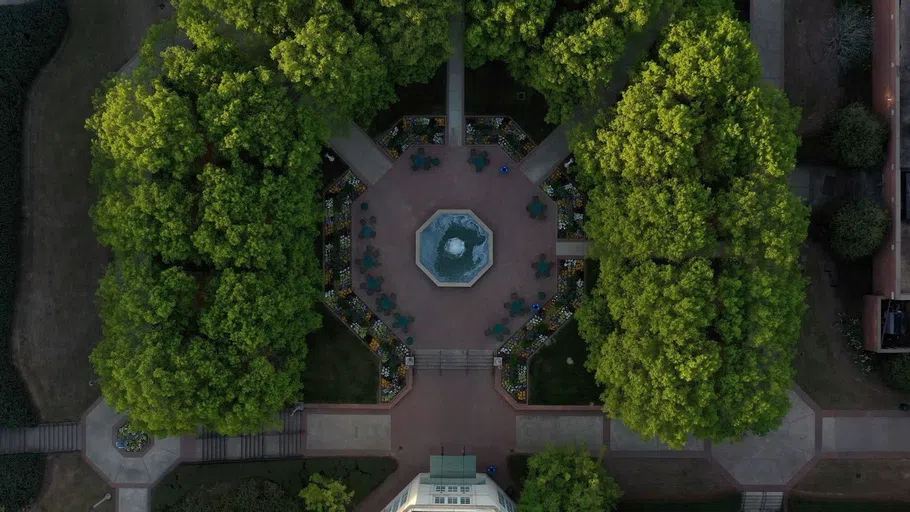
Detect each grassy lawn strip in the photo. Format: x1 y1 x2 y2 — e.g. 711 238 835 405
465 61 555 143
788 498 910 511
367 65 446 138
616 496 741 512
528 319 603 405
302 305 379 404
0 0 67 429
152 458 397 511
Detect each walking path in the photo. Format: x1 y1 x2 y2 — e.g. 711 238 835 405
446 10 465 147
0 423 82 454
750 0 784 87
329 121 393 185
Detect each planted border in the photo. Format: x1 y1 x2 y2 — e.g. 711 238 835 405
542 156 587 240
498 259 585 403
323 170 409 402
465 116 537 162
375 116 446 160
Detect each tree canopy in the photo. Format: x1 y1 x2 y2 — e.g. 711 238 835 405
519 444 622 512
465 0 555 68
830 198 889 260
576 6 808 448
299 474 354 512
88 47 324 435
831 102 888 169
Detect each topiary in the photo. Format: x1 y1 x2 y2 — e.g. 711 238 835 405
883 354 910 392
830 102 888 169
830 198 889 260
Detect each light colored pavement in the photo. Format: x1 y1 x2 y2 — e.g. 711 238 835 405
712 390 816 486
822 416 910 452
446 11 464 146
750 0 784 87
329 120 393 185
116 488 149 512
610 420 704 452
306 413 392 451
515 414 604 454
521 125 569 184
555 240 592 257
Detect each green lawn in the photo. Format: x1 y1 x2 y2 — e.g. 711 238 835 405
528 319 603 405
152 457 397 511
302 306 379 404
465 61 556 143
367 65 446 138
788 498 910 511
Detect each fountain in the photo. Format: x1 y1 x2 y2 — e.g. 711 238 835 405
416 210 493 287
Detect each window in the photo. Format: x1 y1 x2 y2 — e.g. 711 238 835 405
448 497 458 504
498 491 506 506
435 485 446 493
447 485 458 492
460 485 471 493
460 497 471 504
434 496 446 504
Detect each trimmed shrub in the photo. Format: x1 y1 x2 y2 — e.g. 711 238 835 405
883 354 910 392
0 0 67 428
830 1 873 72
0 454 45 511
831 103 888 169
830 198 889 260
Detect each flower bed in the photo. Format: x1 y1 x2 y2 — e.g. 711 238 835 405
323 170 410 402
465 116 536 162
116 422 150 453
498 260 586 403
542 156 586 240
376 116 446 160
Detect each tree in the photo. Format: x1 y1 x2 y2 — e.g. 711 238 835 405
271 0 395 123
519 444 622 512
299 474 354 512
354 0 458 85
831 102 887 169
576 7 807 448
465 0 554 68
830 198 889 260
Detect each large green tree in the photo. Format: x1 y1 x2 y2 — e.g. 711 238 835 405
88 49 325 435
519 444 622 512
354 0 458 85
465 0 555 68
576 6 807 448
299 474 354 512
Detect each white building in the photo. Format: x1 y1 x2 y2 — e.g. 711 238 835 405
381 456 518 512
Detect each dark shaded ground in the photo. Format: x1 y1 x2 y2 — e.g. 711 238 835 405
792 459 910 500
367 65 447 138
465 61 555 143
33 454 113 512
152 458 397 511
789 497 910 511
302 306 379 404
603 458 737 502
528 319 603 405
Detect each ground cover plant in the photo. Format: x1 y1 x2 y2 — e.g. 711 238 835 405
576 1 809 448
152 458 397 511
0 0 67 429
883 354 910 392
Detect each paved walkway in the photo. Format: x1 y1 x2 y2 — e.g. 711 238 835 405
329 120 393 185
556 240 591 257
751 0 784 87
446 10 465 146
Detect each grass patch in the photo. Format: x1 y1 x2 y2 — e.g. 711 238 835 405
0 0 67 429
152 457 397 511
303 305 379 404
617 496 741 511
0 454 46 511
789 498 910 511
367 65 446 138
465 61 556 143
528 319 603 405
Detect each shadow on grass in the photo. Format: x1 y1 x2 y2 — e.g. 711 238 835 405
465 61 556 143
788 498 910 511
367 65 447 139
528 319 603 406
151 457 397 511
302 305 380 404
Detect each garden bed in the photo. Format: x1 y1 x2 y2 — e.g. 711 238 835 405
498 259 585 403
375 116 446 160
323 171 410 403
465 116 537 162
541 156 587 240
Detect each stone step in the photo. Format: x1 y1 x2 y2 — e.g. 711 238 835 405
0 423 82 454
740 492 784 512
413 349 494 370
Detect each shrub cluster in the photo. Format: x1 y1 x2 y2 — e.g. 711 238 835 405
830 198 890 260
883 354 910 393
0 454 46 511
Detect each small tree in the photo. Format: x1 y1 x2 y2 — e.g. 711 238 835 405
299 474 353 512
830 198 889 260
829 1 873 72
883 354 910 392
519 444 622 512
831 103 888 169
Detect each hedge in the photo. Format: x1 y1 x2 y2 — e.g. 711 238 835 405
0 454 46 511
0 0 67 428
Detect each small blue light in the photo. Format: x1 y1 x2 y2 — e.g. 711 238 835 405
499 165 510 175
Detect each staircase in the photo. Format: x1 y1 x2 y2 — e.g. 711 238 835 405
0 423 83 454
740 492 784 512
413 349 494 371
279 409 305 457
193 409 306 462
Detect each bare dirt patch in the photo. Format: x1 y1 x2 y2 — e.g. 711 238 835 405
13 0 172 423
33 454 113 512
792 459 910 500
784 0 842 135
795 242 903 409
602 457 736 501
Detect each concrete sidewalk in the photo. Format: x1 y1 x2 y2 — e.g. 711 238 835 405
329 121 393 185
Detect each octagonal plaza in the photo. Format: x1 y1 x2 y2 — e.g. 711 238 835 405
352 145 557 350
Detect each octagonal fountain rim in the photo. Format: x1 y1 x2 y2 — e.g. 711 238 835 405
415 209 493 288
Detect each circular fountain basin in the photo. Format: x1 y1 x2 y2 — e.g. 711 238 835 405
416 210 493 287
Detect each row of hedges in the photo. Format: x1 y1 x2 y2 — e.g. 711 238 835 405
0 0 67 426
